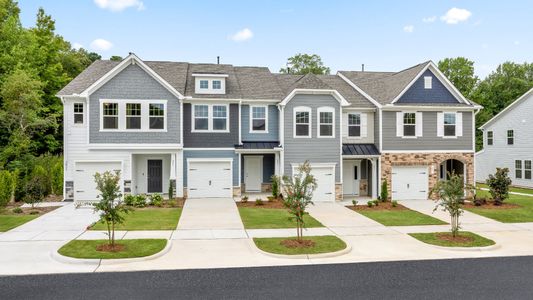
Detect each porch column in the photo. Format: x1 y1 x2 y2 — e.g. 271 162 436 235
372 158 378 199
274 152 280 176
170 153 176 179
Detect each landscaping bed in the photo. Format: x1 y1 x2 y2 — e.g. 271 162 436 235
89 207 182 230
58 239 167 259
348 202 446 226
465 189 533 223
0 204 59 232
237 198 285 209
254 235 346 255
409 231 495 248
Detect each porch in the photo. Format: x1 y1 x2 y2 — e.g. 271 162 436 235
342 144 380 200
235 142 281 195
130 153 179 196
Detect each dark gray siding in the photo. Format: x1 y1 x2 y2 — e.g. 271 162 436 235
374 110 380 150
183 150 239 186
89 64 180 143
283 94 341 181
240 154 275 183
183 103 239 147
241 105 279 141
382 111 473 151
397 69 460 104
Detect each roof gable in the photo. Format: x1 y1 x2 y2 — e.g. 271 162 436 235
396 69 460 104
480 87 533 130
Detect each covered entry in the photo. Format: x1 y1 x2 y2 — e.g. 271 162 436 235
342 144 380 199
132 154 173 195
439 159 465 180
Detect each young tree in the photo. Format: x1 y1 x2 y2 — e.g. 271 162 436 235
93 171 131 248
281 161 317 241
486 168 512 206
279 53 330 75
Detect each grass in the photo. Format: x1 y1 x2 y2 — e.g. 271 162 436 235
58 239 167 259
409 231 495 247
238 207 324 229
254 236 346 255
90 208 181 230
477 182 533 195
0 214 39 232
357 209 446 226
465 188 533 223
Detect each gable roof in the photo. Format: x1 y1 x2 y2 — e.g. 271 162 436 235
479 87 533 130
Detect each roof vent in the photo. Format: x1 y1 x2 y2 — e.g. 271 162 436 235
217 56 220 64
362 64 365 72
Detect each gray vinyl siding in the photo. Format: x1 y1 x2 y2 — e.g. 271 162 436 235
397 69 460 104
241 105 279 141
183 103 239 147
89 64 180 143
241 154 275 183
283 94 341 181
382 111 473 151
183 150 239 186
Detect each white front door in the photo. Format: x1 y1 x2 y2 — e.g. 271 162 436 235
302 165 335 202
188 160 233 198
342 161 360 196
391 166 429 200
74 161 122 201
244 156 262 192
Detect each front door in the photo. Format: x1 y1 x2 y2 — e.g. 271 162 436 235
342 161 360 196
244 156 262 192
147 159 163 193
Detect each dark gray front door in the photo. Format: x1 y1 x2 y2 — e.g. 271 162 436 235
147 160 163 193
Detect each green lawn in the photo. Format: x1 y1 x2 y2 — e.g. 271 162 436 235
357 209 446 226
0 215 39 232
409 231 495 247
466 190 533 223
238 207 324 229
477 182 533 195
254 235 346 255
90 208 181 230
58 239 167 259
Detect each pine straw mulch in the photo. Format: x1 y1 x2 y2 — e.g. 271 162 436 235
0 203 59 215
280 239 316 248
462 201 521 209
435 233 474 243
348 201 408 211
96 243 126 252
237 198 285 209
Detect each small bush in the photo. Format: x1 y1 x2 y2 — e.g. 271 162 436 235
29 210 40 215
486 168 512 205
50 160 63 195
0 170 14 207
380 180 389 202
267 196 275 202
391 200 398 207
149 193 163 207
24 175 48 208
168 200 178 207
124 194 135 206
241 195 249 203
352 199 358 206
124 194 147 207
373 200 379 206
12 207 23 214
255 198 264 206
271 175 281 198
168 180 174 200
367 201 374 207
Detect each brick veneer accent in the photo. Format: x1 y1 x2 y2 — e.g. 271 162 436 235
335 183 343 201
380 152 474 200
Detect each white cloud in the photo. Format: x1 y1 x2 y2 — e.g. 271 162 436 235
441 7 472 24
72 42 84 49
514 40 520 45
422 16 436 23
90 39 113 51
94 0 145 12
229 28 254 42
403 25 414 33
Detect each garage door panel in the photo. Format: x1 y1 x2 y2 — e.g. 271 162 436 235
296 166 335 202
74 162 122 201
391 166 428 200
188 161 232 198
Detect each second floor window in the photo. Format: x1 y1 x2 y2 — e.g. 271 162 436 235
516 160 522 179
212 105 227 130
193 104 228 132
194 105 209 130
403 112 416 137
103 103 118 129
251 106 267 132
443 112 456 136
318 108 334 137
294 107 311 138
74 103 84 124
149 104 165 130
526 160 532 180
348 113 361 137
126 103 141 129
487 131 493 145
507 130 514 145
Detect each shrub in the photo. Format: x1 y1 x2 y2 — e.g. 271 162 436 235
271 175 281 198
23 175 47 208
373 200 379 206
380 180 389 202
124 194 136 206
123 194 146 207
391 200 398 207
0 170 14 207
149 193 163 207
255 198 264 206
352 199 358 206
12 207 22 214
367 201 374 207
168 200 178 207
486 168 512 206
241 195 249 203
29 210 40 215
50 160 63 195
168 180 174 200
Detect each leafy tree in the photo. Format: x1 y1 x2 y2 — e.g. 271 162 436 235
280 53 330 75
486 168 512 206
24 166 48 208
0 170 14 207
110 55 123 61
438 57 478 98
281 161 317 241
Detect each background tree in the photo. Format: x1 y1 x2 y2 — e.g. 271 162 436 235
110 55 123 61
438 57 478 98
280 53 330 75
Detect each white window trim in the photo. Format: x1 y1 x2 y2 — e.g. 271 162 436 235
73 102 84 126
401 111 418 139
507 130 514 145
191 103 230 133
194 77 226 94
487 130 493 146
347 112 362 139
99 99 167 132
516 160 523 179
293 106 311 138
317 106 335 138
442 112 458 139
424 76 432 89
249 105 269 133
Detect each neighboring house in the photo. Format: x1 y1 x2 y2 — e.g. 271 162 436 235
57 54 480 204
476 88 533 188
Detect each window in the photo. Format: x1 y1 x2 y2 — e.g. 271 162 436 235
516 160 522 179
487 131 493 145
444 112 456 137
424 76 432 89
507 130 514 145
212 80 221 89
403 113 416 136
526 160 532 180
318 108 334 137
73 103 83 124
348 113 361 137
126 103 141 129
294 107 311 137
102 103 118 129
194 105 209 130
149 103 165 130
199 80 209 89
251 106 267 132
212 105 227 130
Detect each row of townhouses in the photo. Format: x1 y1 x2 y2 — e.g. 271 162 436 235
57 53 481 203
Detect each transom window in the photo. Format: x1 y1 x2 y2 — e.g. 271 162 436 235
126 103 141 129
102 103 118 129
199 80 209 89
318 108 334 138
487 131 493 145
251 106 267 132
73 103 84 124
193 104 229 132
444 113 456 137
526 160 532 180
212 80 221 90
516 160 522 179
294 107 311 138
212 105 227 131
149 104 165 130
507 130 514 145
403 112 416 137
348 113 361 137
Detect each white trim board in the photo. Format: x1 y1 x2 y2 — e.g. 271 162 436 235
479 87 533 130
280 89 350 107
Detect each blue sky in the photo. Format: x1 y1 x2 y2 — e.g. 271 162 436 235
19 0 532 78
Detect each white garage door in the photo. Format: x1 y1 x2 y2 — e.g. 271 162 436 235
391 166 428 200
293 165 335 202
74 161 122 201
188 160 232 198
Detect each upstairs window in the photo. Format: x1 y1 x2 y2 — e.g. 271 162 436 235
516 160 522 179
318 107 334 138
424 76 432 89
192 104 229 132
212 80 221 90
149 104 165 130
126 103 141 129
102 103 118 129
507 130 514 145
73 103 84 124
526 160 532 180
348 113 361 137
443 112 456 136
487 131 493 145
199 80 209 89
294 107 311 138
250 106 267 132
193 105 209 130
403 112 416 136
212 105 227 131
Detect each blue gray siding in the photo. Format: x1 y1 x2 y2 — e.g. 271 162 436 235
283 94 341 181
183 150 239 186
241 154 275 183
397 70 460 104
183 103 239 147
241 105 279 142
89 64 180 144
382 111 473 151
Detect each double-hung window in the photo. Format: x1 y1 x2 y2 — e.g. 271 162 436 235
102 103 118 129
318 107 334 138
193 104 228 132
149 104 165 130
250 106 267 132
193 105 209 130
212 105 227 130
443 112 456 137
126 103 141 129
212 80 221 90
348 113 361 137
507 130 514 145
73 103 84 124
516 160 523 179
487 131 493 145
526 160 532 180
199 80 209 89
294 107 311 138
403 112 416 137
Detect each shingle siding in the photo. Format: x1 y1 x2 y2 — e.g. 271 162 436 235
183 103 239 147
397 69 460 104
241 105 279 141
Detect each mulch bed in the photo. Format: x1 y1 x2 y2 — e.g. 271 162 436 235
348 201 408 211
463 201 521 209
0 203 59 215
237 198 285 209
436 233 474 243
280 239 316 248
96 243 126 252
